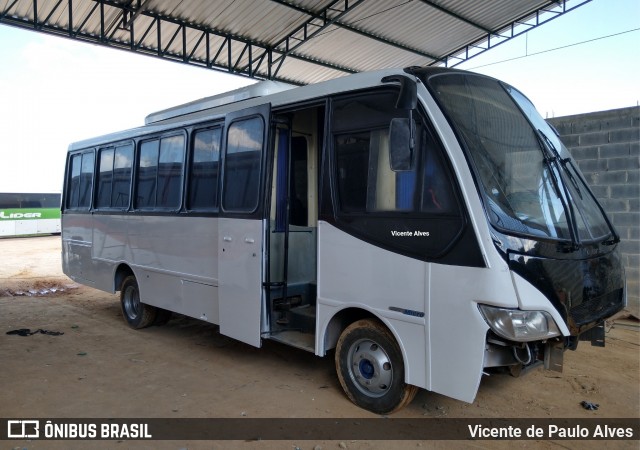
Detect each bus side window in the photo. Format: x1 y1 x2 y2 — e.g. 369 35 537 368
188 127 222 210
68 154 82 208
158 135 185 208
112 144 133 208
67 151 95 210
96 148 114 208
137 140 160 209
96 144 133 210
136 135 185 210
330 91 465 261
333 93 457 216
222 117 263 212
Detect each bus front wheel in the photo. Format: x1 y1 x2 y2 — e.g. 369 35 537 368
120 275 156 329
335 319 418 414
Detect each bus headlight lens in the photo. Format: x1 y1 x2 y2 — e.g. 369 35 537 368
478 305 561 342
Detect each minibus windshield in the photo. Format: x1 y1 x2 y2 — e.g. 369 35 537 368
425 72 613 245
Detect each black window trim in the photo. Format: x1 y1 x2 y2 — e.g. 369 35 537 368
221 113 266 215
329 91 466 221
94 140 135 212
65 148 96 212
186 122 224 213
133 129 187 213
324 88 483 266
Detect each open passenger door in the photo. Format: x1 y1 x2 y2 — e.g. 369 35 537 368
218 104 270 347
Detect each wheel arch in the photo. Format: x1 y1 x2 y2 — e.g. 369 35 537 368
321 307 379 354
318 305 426 389
114 263 135 292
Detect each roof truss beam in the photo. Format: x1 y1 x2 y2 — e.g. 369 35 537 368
0 0 357 83
0 0 594 83
268 0 367 77
417 0 493 35
268 0 441 63
439 0 592 67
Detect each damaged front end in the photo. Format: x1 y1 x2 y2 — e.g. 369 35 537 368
479 304 566 376
481 247 626 377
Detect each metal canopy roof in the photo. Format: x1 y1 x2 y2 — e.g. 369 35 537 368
1 0 590 85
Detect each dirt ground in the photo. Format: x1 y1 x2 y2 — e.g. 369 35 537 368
0 236 638 450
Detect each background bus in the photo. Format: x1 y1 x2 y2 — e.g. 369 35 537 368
0 192 61 237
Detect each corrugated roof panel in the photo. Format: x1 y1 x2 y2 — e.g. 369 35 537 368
296 25 436 72
336 0 480 59
68 3 124 39
275 55 350 85
35 0 67 27
433 0 549 31
0 0 590 84
71 5 93 34
126 16 158 52
151 0 308 45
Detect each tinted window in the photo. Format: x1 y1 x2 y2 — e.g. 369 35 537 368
137 140 159 209
158 136 185 208
96 148 114 208
96 144 133 209
68 154 82 208
112 144 133 208
66 151 95 210
330 92 469 263
136 135 185 210
222 117 263 212
79 153 95 209
334 96 456 215
0 193 60 209
189 127 222 210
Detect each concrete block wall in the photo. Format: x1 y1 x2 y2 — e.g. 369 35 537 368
548 106 640 317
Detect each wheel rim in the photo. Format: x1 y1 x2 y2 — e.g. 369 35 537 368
346 338 393 398
123 285 140 319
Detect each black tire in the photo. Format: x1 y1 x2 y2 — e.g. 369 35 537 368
120 275 156 329
335 319 418 414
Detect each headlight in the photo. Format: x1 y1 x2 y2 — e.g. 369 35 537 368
478 305 561 342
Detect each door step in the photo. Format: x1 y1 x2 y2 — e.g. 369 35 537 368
268 330 315 352
289 304 315 333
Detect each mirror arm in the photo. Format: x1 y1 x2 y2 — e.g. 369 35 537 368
382 74 417 151
381 74 418 109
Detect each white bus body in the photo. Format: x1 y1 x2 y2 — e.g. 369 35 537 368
62 67 625 413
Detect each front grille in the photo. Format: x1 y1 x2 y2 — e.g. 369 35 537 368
570 288 624 327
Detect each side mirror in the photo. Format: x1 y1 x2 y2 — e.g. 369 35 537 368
389 118 415 171
382 74 418 171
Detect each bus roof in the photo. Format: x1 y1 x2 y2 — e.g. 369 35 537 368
144 80 296 125
67 67 458 151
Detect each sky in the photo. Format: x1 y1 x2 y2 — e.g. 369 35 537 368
0 0 638 193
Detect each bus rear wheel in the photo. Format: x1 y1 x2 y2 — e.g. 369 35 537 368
335 319 418 414
120 275 156 329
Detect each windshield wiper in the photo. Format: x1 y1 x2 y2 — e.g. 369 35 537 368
538 129 584 198
536 129 620 247
535 129 580 252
